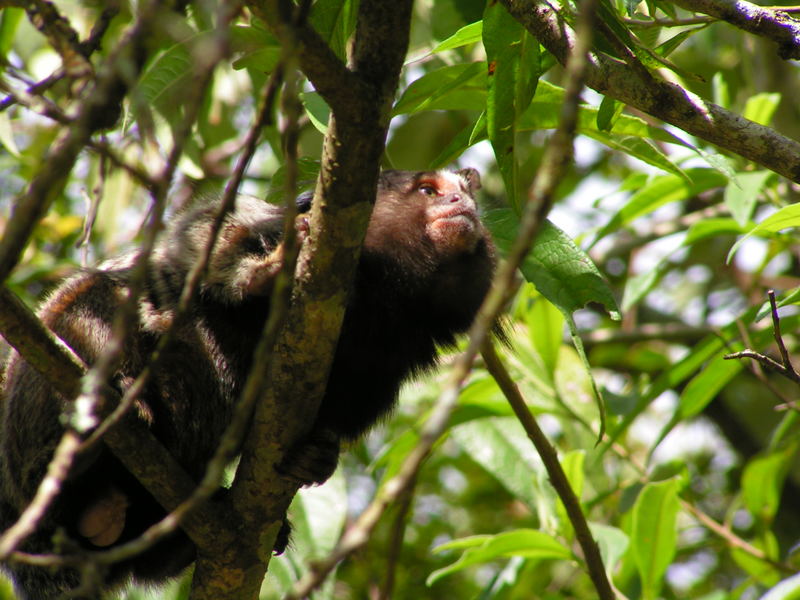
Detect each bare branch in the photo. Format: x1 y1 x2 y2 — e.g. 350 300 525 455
724 291 800 386
669 0 800 59
768 290 798 378
501 0 800 182
245 0 366 116
481 341 615 600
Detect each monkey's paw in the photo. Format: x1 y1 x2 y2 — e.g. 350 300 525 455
77 485 129 547
276 428 340 486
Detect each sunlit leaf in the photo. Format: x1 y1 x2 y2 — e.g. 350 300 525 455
483 3 539 210
724 170 774 226
728 202 800 261
430 20 483 54
428 529 572 585
742 442 798 525
760 571 800 600
392 62 487 115
590 523 629 577
594 168 728 244
743 92 782 126
309 0 358 60
631 479 680 600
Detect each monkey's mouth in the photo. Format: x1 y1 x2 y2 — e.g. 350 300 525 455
429 205 479 227
427 207 482 252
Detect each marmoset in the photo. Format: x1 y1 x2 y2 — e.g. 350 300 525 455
0 168 496 598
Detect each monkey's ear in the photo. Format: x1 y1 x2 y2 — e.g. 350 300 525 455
457 168 481 193
295 191 314 213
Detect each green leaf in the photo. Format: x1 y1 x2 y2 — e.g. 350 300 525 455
486 211 616 435
678 355 742 420
732 533 781 587
392 62 487 115
590 523 630 576
584 132 687 179
0 110 18 157
430 20 483 54
621 258 670 312
485 210 620 319
428 529 572 585
655 26 707 57
308 0 358 60
712 71 731 109
601 305 800 453
743 92 782 126
631 479 681 600
450 417 546 511
555 450 585 537
742 442 798 525
230 25 280 72
483 4 539 210
594 169 729 244
597 96 623 131
760 572 800 600
724 170 774 226
301 91 331 133
684 218 747 246
728 203 800 262
528 297 564 376
288 470 348 556
0 7 23 57
430 116 482 168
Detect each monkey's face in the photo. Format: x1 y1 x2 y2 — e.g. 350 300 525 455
419 169 484 258
367 168 487 265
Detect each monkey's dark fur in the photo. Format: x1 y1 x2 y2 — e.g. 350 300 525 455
0 168 495 598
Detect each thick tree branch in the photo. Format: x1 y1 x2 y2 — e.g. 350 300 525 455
501 0 800 182
245 0 366 115
669 0 800 59
185 2 415 598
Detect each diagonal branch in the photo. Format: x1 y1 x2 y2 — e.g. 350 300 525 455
0 287 232 557
669 0 800 59
501 0 800 183
481 341 615 600
245 0 366 116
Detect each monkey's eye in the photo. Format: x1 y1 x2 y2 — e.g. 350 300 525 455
242 235 268 256
418 183 438 196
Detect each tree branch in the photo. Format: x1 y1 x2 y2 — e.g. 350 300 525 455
0 286 233 559
0 0 161 282
501 0 800 182
481 341 615 599
186 2 415 597
669 0 800 59
245 0 367 116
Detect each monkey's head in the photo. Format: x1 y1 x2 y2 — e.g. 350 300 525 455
366 168 487 264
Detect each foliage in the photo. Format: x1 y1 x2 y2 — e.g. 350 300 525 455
2 0 800 599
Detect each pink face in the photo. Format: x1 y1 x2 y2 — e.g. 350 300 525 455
420 170 483 256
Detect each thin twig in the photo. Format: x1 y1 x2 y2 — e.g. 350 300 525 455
481 341 616 600
378 474 417 600
768 290 798 379
724 291 800 385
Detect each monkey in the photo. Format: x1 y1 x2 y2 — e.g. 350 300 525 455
0 168 496 599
